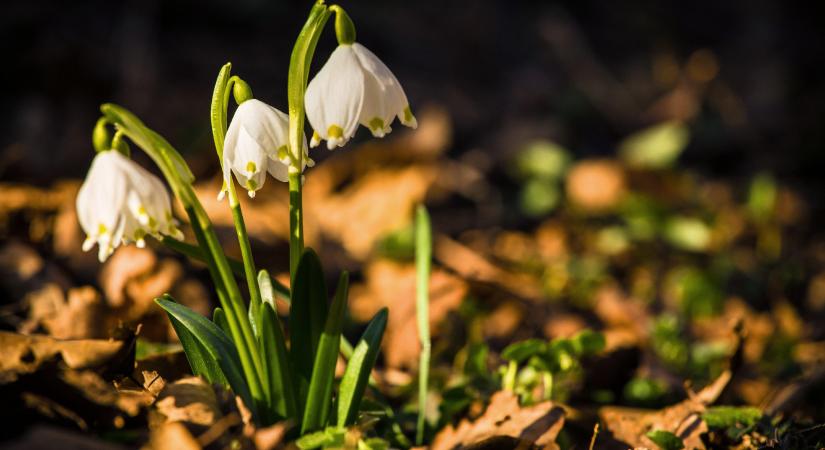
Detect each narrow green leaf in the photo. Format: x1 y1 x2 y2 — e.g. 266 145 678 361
303 272 349 433
259 301 297 422
337 307 388 427
213 307 231 337
155 295 254 416
169 314 227 385
290 249 329 419
415 205 432 446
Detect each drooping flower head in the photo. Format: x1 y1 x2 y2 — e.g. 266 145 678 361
305 41 416 150
220 99 309 199
76 150 183 262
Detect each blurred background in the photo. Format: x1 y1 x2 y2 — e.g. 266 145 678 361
3 0 825 189
2 0 825 446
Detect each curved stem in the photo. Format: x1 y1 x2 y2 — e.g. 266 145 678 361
210 65 263 311
100 103 266 418
286 1 331 282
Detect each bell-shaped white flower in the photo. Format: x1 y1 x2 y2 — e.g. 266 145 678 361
76 150 183 262
220 99 309 199
305 42 416 150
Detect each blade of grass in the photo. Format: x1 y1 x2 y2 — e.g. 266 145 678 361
415 205 432 445
213 307 231 337
303 272 349 433
290 248 329 421
336 307 388 427
259 301 297 422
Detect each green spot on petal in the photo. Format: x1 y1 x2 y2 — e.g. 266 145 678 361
246 161 257 174
277 145 289 160
369 117 384 132
246 179 258 190
328 124 344 139
403 106 414 122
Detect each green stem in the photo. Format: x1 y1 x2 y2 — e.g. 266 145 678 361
285 1 331 282
415 206 432 446
288 171 304 282
210 64 263 309
100 104 266 418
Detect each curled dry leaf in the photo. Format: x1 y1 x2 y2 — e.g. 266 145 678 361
0 330 126 376
153 377 222 427
149 376 251 450
599 370 732 450
431 390 565 450
0 331 140 431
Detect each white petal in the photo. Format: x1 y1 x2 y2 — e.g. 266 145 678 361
305 45 365 148
352 43 412 130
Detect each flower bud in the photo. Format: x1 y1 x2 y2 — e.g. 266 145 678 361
233 78 254 105
92 118 112 153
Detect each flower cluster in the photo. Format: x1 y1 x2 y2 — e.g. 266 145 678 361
76 150 183 262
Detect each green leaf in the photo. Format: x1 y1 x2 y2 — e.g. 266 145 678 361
302 272 349 433
296 426 346 450
520 179 560 217
702 406 763 430
514 140 571 181
290 249 329 419
168 315 227 386
646 429 685 450
337 308 388 427
155 295 253 413
619 121 689 170
663 216 711 252
259 301 297 422
571 330 606 356
213 307 231 337
501 339 546 363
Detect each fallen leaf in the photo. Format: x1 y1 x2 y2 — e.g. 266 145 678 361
431 390 565 450
599 370 731 449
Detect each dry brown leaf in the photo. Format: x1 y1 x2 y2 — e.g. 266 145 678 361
431 390 565 450
484 301 525 339
154 377 222 427
145 422 202 450
23 285 107 339
314 165 436 259
565 159 626 212
3 424 127 450
599 370 731 449
0 331 125 377
350 259 467 369
0 331 141 431
435 235 543 300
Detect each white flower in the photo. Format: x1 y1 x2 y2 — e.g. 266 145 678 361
220 99 309 199
305 42 416 150
76 150 183 262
